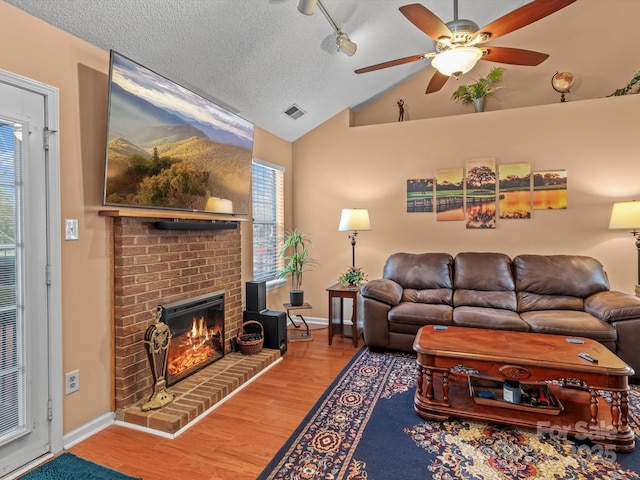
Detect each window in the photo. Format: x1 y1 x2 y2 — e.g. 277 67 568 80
252 159 284 285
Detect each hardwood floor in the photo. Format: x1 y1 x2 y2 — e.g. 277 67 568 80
69 328 359 480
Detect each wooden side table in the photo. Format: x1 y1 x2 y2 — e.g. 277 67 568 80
326 283 362 347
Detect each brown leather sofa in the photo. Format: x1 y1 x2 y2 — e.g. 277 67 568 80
359 252 640 380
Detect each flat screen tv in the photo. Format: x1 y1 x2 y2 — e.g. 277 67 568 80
103 51 254 215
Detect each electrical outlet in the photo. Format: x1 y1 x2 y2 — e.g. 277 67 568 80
65 370 79 395
64 219 79 240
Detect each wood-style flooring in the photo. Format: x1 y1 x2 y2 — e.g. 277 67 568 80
69 327 358 480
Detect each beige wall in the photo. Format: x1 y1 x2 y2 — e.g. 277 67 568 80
291 97 640 319
2 0 640 435
0 2 290 433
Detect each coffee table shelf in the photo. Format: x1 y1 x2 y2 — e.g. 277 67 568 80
413 326 635 452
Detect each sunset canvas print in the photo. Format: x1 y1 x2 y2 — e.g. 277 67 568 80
436 168 464 221
407 178 434 213
533 169 567 210
499 163 531 219
465 158 496 229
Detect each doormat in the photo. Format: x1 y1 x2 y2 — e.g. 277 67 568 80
18 452 142 480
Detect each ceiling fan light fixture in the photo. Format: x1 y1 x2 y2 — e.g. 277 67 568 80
297 0 317 15
431 46 483 77
336 32 357 56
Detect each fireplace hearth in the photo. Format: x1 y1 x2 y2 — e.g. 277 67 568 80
161 291 225 386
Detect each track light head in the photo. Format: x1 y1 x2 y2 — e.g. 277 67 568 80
336 33 357 56
297 0 317 15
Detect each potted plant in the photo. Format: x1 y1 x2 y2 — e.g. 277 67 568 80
451 67 505 112
339 266 367 287
608 70 640 96
277 229 317 306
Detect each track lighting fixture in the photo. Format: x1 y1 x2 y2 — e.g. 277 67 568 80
297 0 357 56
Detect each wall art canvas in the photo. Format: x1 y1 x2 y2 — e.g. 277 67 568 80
407 178 434 212
498 163 531 219
465 158 496 229
435 168 464 221
103 51 254 215
533 169 567 210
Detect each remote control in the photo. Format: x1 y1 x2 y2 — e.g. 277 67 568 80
566 337 584 344
578 352 598 363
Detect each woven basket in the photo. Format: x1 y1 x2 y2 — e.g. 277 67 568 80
236 320 264 355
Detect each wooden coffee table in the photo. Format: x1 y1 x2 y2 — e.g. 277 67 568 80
413 325 635 452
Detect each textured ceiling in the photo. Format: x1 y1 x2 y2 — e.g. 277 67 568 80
5 0 545 142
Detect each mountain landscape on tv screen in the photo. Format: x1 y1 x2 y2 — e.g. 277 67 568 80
104 52 253 214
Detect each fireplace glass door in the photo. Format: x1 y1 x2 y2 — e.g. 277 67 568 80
161 291 225 386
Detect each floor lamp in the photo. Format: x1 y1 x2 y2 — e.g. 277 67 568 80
338 208 371 268
609 200 640 287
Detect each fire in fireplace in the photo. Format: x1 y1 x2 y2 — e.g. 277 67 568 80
161 291 225 386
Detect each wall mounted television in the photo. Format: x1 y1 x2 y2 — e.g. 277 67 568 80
103 50 254 215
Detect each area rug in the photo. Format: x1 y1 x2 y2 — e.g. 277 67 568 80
19 452 142 480
258 348 640 479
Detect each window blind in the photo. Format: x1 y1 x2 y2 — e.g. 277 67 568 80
252 159 284 283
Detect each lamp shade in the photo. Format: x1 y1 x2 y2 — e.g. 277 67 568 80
609 201 640 230
205 197 233 214
338 208 371 232
431 47 483 77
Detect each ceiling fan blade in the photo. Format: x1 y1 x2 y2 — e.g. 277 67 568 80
399 4 452 42
355 54 428 74
425 71 449 94
472 0 576 43
481 47 549 66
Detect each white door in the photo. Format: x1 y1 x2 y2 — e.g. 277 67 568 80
0 81 52 476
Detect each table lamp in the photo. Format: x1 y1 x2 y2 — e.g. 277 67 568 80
338 208 371 268
609 200 640 285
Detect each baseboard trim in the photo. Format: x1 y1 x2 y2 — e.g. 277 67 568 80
62 411 115 449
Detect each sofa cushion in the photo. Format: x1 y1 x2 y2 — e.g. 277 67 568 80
514 255 610 299
383 252 453 290
388 302 453 327
453 252 517 311
360 278 403 306
402 288 452 305
585 291 640 322
453 306 529 331
517 292 584 312
520 310 617 343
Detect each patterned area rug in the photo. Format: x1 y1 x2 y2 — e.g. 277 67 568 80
18 452 142 480
258 348 640 479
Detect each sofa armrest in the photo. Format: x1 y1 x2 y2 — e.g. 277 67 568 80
585 290 640 322
360 279 403 306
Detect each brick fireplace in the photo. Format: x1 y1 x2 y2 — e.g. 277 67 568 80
110 215 243 412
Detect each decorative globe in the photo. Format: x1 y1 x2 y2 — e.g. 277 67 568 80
552 72 574 93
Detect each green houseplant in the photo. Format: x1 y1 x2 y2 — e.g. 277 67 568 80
451 67 505 112
277 229 317 306
339 266 367 287
608 70 640 96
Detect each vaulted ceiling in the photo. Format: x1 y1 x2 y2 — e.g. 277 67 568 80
4 0 589 142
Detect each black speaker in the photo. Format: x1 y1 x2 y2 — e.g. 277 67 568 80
246 281 267 313
243 310 287 355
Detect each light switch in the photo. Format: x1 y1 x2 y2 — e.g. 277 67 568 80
65 219 79 240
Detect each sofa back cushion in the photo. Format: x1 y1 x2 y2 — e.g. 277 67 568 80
453 252 517 310
384 253 453 305
514 254 610 312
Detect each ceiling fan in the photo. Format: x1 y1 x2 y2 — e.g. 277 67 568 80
354 0 576 94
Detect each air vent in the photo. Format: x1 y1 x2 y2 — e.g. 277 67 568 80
283 104 306 120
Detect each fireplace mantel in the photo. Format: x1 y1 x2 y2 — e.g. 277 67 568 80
99 208 249 222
